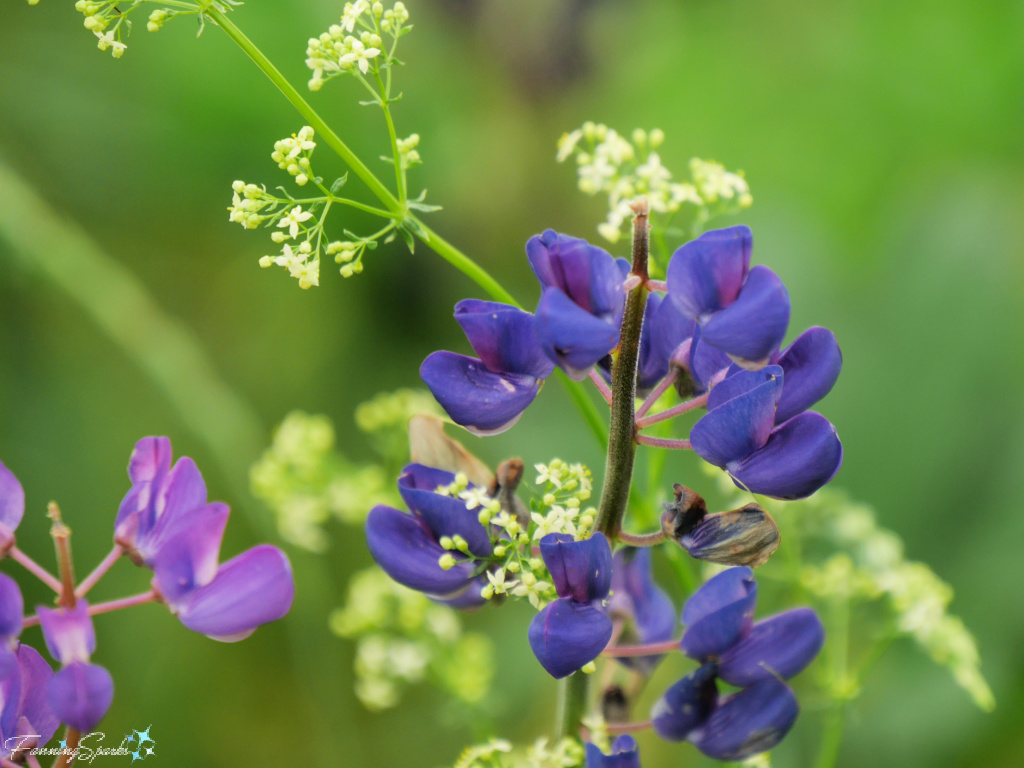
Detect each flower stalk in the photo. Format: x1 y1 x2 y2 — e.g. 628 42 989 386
594 199 650 540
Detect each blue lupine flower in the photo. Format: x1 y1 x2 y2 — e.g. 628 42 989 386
666 225 790 369
652 567 824 761
421 300 555 436
37 601 114 732
528 533 613 678
606 547 675 674
528 230 629 380
0 460 25 556
114 436 213 566
115 437 295 640
586 734 642 768
691 366 843 499
0 645 59 758
365 463 491 606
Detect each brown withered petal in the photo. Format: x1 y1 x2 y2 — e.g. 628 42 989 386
661 483 708 541
408 414 493 487
679 504 780 567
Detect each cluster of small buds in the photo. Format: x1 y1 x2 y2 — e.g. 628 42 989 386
271 126 317 186
397 133 422 168
305 1 408 91
327 239 372 278
380 1 410 33
75 1 128 57
147 9 170 32
530 460 596 541
228 181 277 230
260 241 320 288
330 567 493 710
557 122 752 245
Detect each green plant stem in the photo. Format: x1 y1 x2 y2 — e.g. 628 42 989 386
556 672 590 742
595 203 649 540
816 592 851 768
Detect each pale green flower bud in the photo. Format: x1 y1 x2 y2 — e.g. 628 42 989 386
649 128 665 147
438 554 456 571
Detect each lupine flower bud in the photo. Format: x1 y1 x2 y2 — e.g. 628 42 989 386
585 734 642 768
0 646 59 759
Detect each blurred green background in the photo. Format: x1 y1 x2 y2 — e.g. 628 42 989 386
1 1 1022 766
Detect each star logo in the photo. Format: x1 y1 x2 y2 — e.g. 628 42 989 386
145 747 156 757
131 750 143 762
58 739 67 750
135 726 155 747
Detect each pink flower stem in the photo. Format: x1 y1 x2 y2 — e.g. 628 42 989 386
635 391 709 429
606 720 653 735
635 435 692 451
75 545 125 599
647 279 668 293
622 274 643 292
635 369 678 419
7 546 63 594
88 590 160 617
26 756 43 768
588 369 613 405
602 637 682 657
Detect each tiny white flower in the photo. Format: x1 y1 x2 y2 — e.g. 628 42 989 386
277 206 314 238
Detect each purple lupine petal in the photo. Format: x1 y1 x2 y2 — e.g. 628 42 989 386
151 503 230 605
718 607 825 686
528 598 613 678
649 293 697 385
608 548 675 674
701 266 791 368
689 678 799 761
420 351 542 436
651 662 718 741
728 411 843 499
0 573 23 642
0 649 20 747
454 300 555 379
683 332 733 395
365 505 479 596
527 230 625 321
635 293 672 393
585 735 642 768
175 545 294 642
691 369 782 468
775 327 842 423
46 662 113 732
666 225 752 318
0 461 25 536
539 533 613 603
37 602 95 665
527 230 600 312
114 437 172 532
143 500 229 570
397 464 492 558
15 645 59 751
534 287 620 381
707 366 784 413
681 567 757 660
679 505 780 568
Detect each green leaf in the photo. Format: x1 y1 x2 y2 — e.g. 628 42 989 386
329 173 349 194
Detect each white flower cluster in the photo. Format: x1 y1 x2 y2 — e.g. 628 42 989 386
331 567 494 711
451 736 583 768
271 126 317 186
305 1 410 91
432 459 596 609
557 122 753 244
75 1 127 58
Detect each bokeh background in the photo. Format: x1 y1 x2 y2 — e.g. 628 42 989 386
1 1 1023 766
